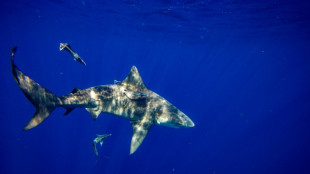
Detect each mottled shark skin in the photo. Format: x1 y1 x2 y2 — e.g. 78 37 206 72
11 46 195 154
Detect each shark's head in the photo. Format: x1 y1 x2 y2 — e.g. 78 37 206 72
120 66 195 129
119 66 194 154
155 101 195 128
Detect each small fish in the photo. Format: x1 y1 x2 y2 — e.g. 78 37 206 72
134 93 148 97
92 134 112 156
114 80 121 84
59 43 86 66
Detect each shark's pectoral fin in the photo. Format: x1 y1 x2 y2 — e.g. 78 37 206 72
130 118 153 154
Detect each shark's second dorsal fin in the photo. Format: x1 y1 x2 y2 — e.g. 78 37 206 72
63 88 82 116
71 88 82 93
120 66 146 89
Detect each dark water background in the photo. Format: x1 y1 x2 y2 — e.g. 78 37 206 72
1 0 310 174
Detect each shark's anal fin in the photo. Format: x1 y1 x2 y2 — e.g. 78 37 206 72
63 88 82 116
64 108 74 115
130 117 153 154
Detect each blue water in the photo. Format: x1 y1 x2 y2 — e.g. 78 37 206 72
1 0 310 174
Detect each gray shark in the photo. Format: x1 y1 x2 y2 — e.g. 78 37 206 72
11 46 194 154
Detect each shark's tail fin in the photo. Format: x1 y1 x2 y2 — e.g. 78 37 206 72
11 46 60 130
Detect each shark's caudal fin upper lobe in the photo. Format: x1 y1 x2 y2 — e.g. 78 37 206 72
11 47 59 130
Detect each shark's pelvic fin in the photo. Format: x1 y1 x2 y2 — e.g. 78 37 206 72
86 102 102 120
11 47 59 130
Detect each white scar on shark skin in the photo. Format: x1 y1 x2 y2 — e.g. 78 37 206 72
10 46 194 155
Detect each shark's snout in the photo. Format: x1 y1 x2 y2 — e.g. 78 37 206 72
155 103 195 128
176 112 195 128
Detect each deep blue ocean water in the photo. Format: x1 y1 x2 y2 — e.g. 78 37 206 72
1 0 310 174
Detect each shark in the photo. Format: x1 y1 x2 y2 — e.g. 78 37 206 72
10 46 195 154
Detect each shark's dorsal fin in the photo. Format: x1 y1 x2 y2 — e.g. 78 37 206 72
120 66 146 89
